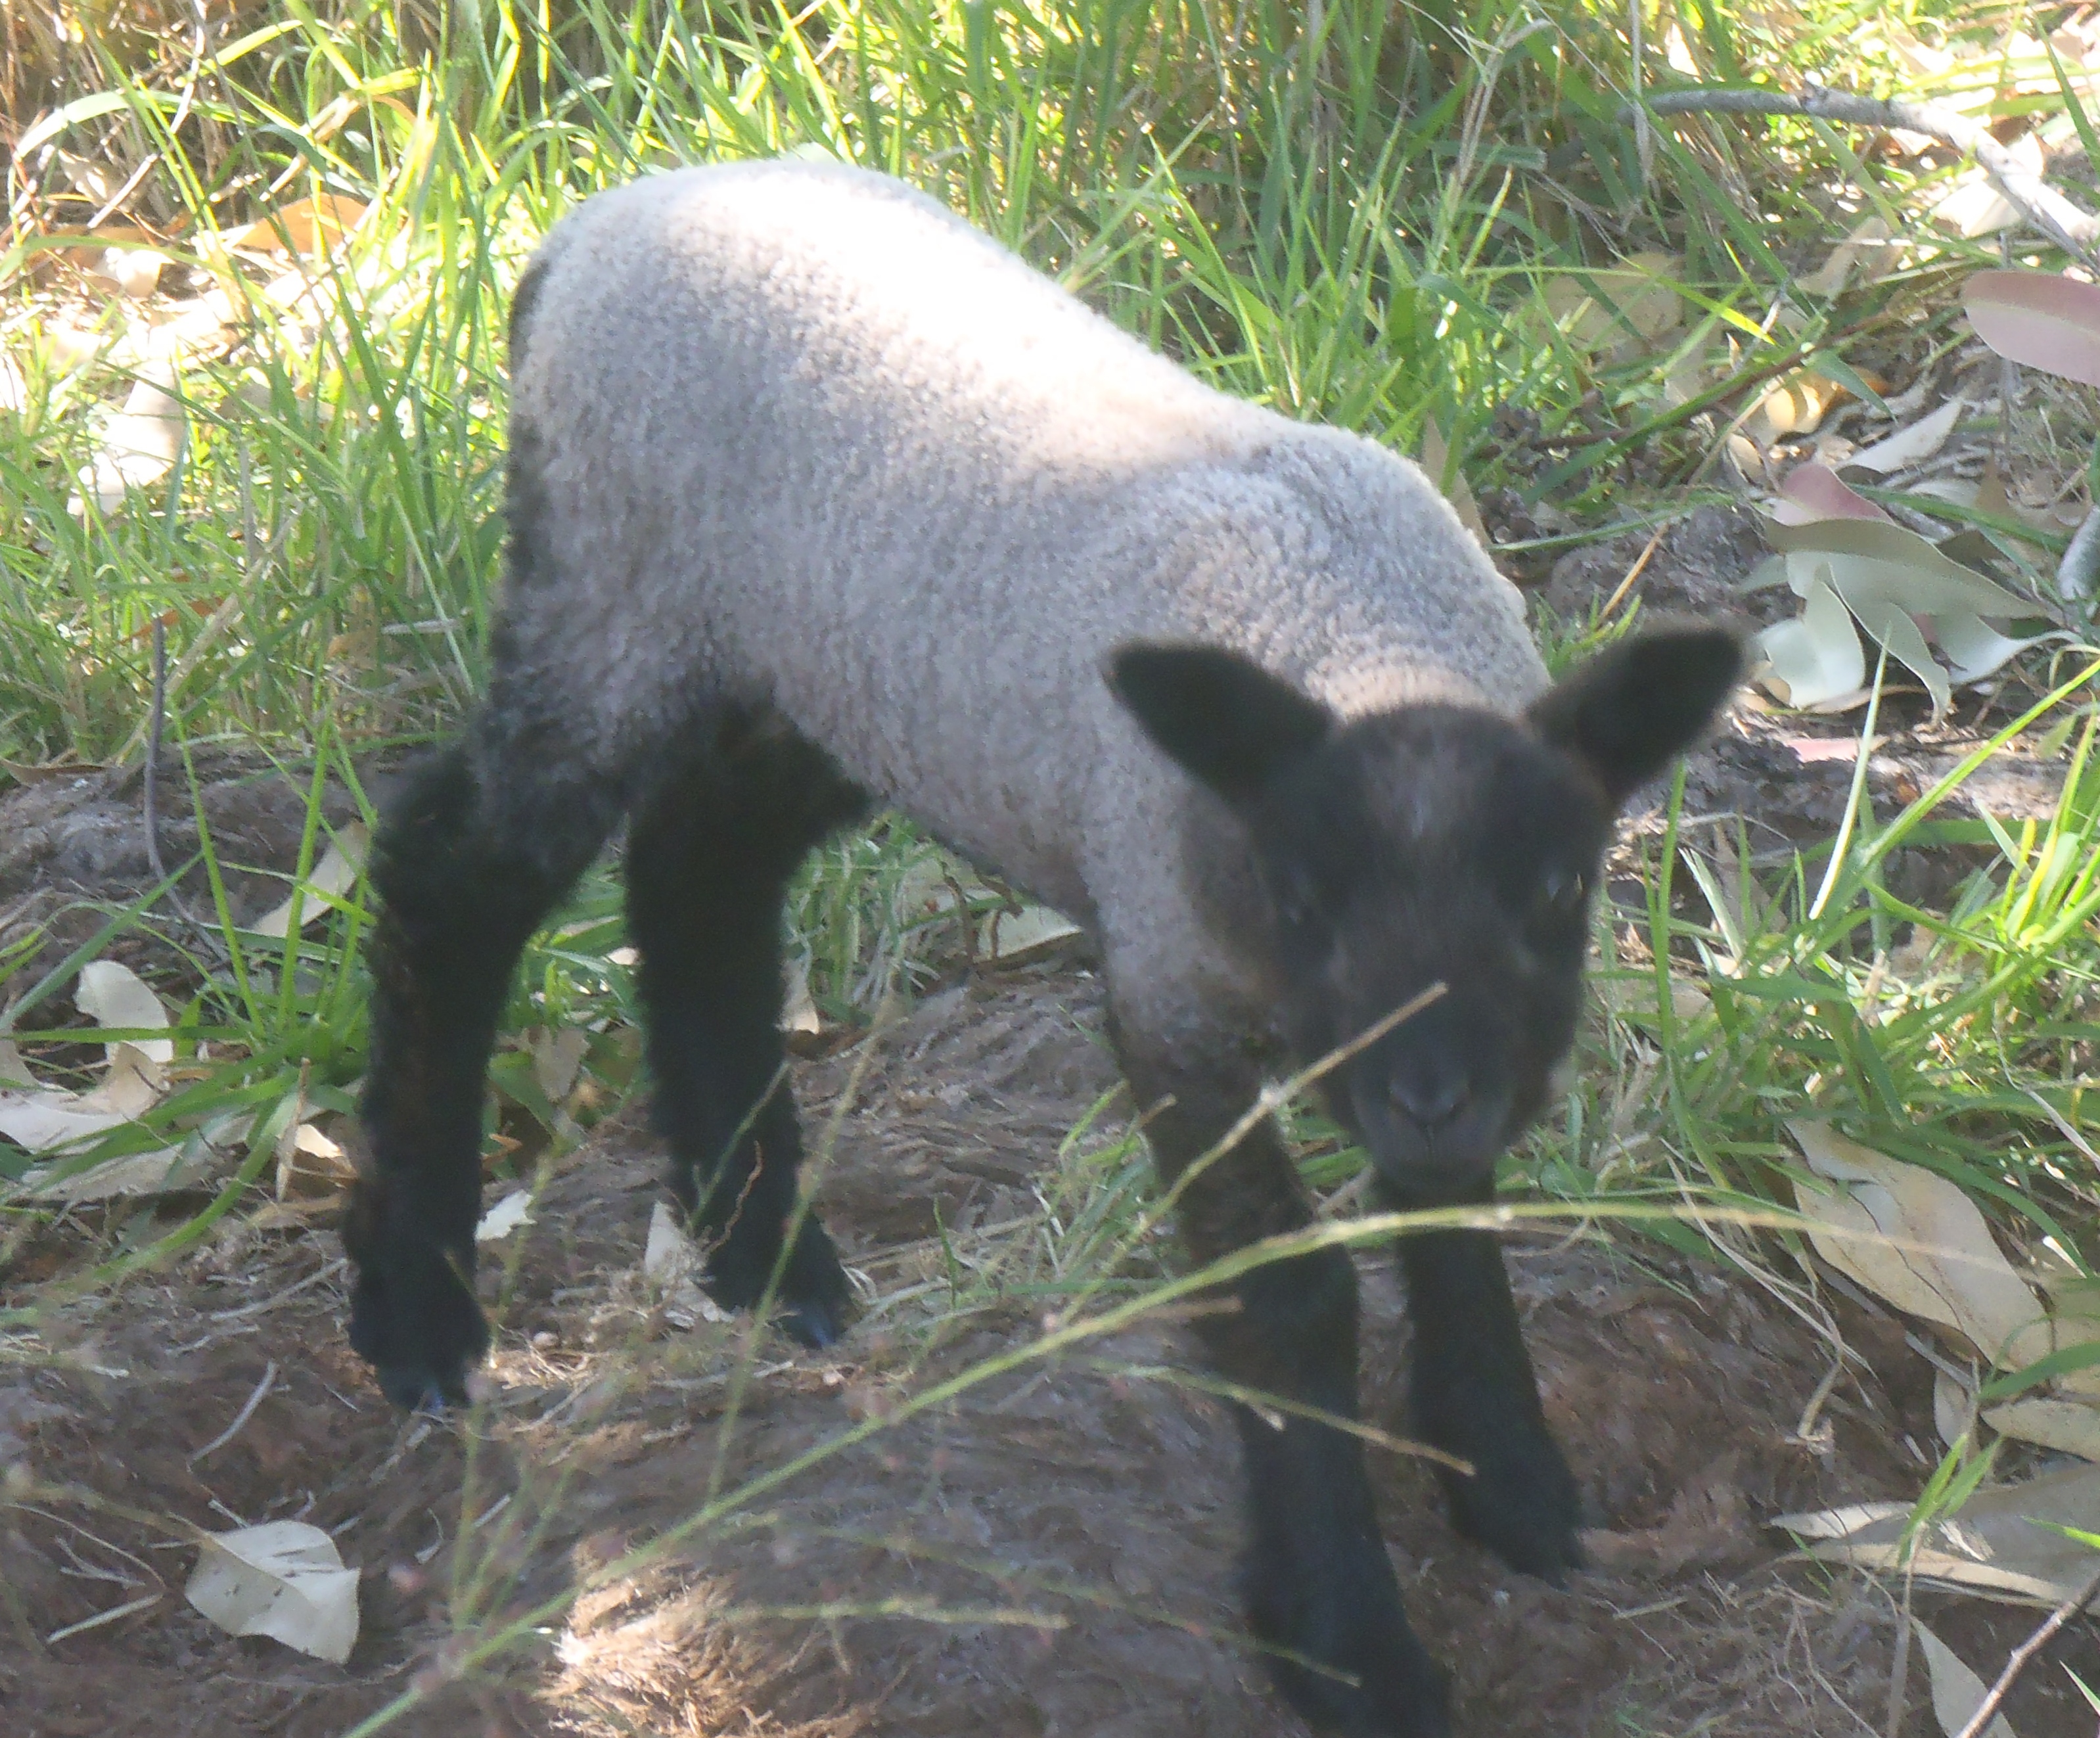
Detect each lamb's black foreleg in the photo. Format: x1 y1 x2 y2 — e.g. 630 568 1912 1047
1400 1201 1584 1578
346 741 616 1409
1121 1047 1449 1738
624 725 867 1348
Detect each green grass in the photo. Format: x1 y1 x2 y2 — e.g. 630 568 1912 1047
3 0 2100 1718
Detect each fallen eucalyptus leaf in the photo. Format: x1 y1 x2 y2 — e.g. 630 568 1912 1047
275 1120 352 1202
2058 505 2100 601
1788 1121 2053 1370
1774 1462 2100 1607
1966 269 2100 390
1935 614 2070 687
641 1201 730 1327
1772 462 1892 526
246 825 369 938
1542 252 1684 354
1982 1395 2100 1461
1758 515 2047 717
1936 1365 1978 1452
101 246 166 300
530 1026 589 1103
1846 398 1965 476
19 1141 214 1202
75 959 173 1064
1765 518 2034 618
1802 217 1898 298
1844 589 1953 717
185 1520 359 1663
218 194 370 258
980 902 1084 965
1750 370 1848 444
1934 137 2046 239
1754 569 1867 709
1913 1618 2017 1738
781 952 821 1036
80 1043 165 1119
68 365 184 515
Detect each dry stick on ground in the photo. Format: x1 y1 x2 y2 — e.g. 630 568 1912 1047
1623 86 2100 268
1950 1561 2100 1738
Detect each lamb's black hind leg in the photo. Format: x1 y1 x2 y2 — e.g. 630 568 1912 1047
624 719 868 1348
348 739 619 1410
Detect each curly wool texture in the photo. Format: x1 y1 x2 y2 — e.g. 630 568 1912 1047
495 158 1547 1046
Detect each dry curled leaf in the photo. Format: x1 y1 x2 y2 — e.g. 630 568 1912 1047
217 193 370 258
641 1201 730 1327
1802 217 1899 298
475 1188 534 1243
1750 371 1848 444
185 1520 359 1663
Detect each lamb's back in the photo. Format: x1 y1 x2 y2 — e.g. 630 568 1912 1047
500 159 1544 921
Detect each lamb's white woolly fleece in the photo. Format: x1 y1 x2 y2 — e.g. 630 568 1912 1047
495 158 1548 1053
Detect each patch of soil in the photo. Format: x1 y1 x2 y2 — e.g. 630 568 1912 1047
0 751 384 997
9 971 2098 1738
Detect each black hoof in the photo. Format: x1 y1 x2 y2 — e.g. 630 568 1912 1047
344 1187 489 1411
780 1293 848 1350
1246 1546 1452 1737
704 1211 854 1348
1438 1429 1586 1582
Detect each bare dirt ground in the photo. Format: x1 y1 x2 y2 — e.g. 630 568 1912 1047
5 528 2098 1737
6 963 2098 1738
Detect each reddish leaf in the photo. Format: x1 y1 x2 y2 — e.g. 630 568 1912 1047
1965 269 2100 388
1773 462 1892 526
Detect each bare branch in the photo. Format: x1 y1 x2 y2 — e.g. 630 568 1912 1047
1626 85 2100 267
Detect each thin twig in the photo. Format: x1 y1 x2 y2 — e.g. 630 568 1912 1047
44 1591 159 1645
207 1256 348 1322
1625 85 2100 266
1950 1562 2100 1738
187 1360 277 1465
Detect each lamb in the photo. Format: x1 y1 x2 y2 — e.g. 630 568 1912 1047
342 157 1741 1737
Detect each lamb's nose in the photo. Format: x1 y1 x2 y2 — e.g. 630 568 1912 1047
1390 1070 1470 1131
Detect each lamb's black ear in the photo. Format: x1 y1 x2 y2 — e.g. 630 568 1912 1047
1529 625 1743 806
1107 642 1334 807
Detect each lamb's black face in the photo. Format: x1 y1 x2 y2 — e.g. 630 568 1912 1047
1246 710 1609 1197
1108 626 1743 1205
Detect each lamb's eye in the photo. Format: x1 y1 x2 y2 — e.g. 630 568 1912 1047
1536 867 1587 917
